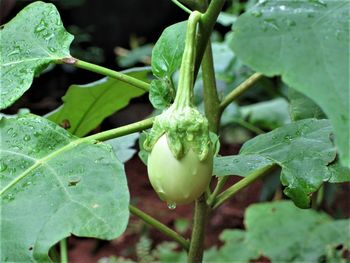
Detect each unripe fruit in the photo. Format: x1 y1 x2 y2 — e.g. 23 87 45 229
147 135 213 205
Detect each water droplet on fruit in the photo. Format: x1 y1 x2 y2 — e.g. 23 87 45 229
167 202 177 210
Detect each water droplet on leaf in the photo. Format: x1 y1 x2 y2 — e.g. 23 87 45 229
167 202 177 210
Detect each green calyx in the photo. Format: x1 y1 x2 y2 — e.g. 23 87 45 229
144 11 212 161
144 104 211 161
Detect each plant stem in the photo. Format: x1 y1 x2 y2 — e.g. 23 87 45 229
175 11 202 109
188 1 225 261
207 176 227 207
187 197 208 262
194 0 226 78
171 0 192 13
234 119 265 135
62 58 150 92
219 73 263 111
129 205 190 251
59 239 68 263
85 117 154 142
212 165 276 209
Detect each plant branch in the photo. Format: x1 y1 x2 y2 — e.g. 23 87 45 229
171 0 192 14
188 196 208 262
194 0 226 78
85 117 154 142
61 58 150 92
234 119 265 135
207 176 228 207
212 165 276 209
59 239 68 263
188 1 225 261
129 205 190 251
219 73 263 111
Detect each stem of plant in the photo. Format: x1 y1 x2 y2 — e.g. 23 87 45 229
212 165 277 210
59 239 68 263
85 117 154 142
129 205 190 251
171 0 192 14
186 1 226 262
61 58 150 92
219 72 263 111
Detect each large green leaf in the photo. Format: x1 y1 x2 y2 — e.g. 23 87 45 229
204 202 349 263
213 154 273 177
46 67 149 137
106 133 139 163
149 22 186 110
288 88 326 121
240 98 291 130
240 119 335 208
0 114 129 262
154 201 350 263
230 0 350 167
151 21 186 78
0 1 73 110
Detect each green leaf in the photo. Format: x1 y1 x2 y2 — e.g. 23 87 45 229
149 79 174 110
240 98 291 130
240 119 336 208
106 133 139 163
138 132 149 165
288 88 326 121
242 201 330 262
0 114 129 262
0 1 73 110
328 159 350 183
46 67 149 137
217 12 237 27
117 44 153 68
151 21 186 78
214 154 273 177
203 201 348 263
296 220 350 262
230 0 350 167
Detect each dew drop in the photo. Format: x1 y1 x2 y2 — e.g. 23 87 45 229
186 132 194 141
0 162 8 172
252 10 262 17
167 202 177 210
44 33 55 41
23 135 31 141
5 193 15 202
286 19 296 27
7 128 13 134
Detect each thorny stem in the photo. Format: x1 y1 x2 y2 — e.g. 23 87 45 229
61 58 150 92
129 205 190 251
212 165 277 210
219 73 263 111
